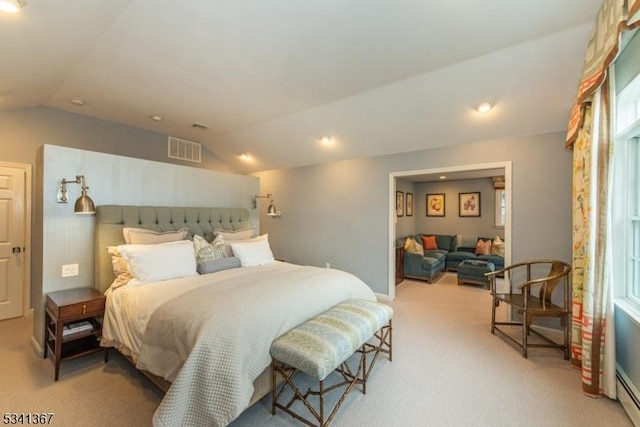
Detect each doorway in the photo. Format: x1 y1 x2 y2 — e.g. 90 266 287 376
387 161 512 300
0 162 31 320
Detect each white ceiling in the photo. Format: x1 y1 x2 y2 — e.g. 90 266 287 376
0 1 601 173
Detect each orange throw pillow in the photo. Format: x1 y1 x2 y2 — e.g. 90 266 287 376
475 239 491 255
421 235 438 250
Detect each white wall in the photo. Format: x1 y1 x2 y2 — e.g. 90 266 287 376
32 144 259 349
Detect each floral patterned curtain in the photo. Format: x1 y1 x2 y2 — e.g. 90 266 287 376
568 0 640 397
566 0 640 149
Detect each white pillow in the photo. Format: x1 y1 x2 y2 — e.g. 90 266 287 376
216 227 258 256
118 240 197 283
123 227 189 245
230 235 274 267
214 227 255 241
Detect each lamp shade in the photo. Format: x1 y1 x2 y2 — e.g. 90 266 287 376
267 202 277 216
74 194 95 214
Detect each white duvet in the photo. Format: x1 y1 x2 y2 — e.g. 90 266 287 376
101 261 376 427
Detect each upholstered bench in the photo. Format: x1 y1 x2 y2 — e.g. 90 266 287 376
271 299 393 427
457 259 495 289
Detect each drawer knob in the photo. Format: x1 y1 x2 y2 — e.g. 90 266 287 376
82 304 86 314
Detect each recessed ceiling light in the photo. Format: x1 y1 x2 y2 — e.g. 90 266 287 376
240 153 251 161
475 102 493 113
320 136 333 146
69 99 85 107
0 0 26 14
150 115 163 122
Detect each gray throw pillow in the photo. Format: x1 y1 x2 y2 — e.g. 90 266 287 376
197 257 241 275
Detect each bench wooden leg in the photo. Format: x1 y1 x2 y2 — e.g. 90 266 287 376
271 321 393 427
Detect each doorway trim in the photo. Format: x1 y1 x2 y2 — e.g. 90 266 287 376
0 161 32 316
388 161 512 300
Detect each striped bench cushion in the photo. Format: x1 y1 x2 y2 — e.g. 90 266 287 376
271 299 393 381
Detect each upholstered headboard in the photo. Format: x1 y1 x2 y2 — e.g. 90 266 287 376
95 205 251 293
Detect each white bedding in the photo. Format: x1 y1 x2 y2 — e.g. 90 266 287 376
101 261 376 426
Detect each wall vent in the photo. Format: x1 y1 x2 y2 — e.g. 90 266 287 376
168 136 202 163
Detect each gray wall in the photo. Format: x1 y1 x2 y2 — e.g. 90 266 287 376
32 144 259 350
413 178 504 238
395 179 415 238
0 106 234 173
255 131 572 295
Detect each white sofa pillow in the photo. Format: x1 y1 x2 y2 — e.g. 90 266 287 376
119 240 197 283
230 235 274 267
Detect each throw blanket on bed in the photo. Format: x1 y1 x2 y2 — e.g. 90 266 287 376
134 264 376 427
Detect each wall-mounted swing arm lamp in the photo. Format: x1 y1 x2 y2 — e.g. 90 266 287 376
252 193 282 217
57 175 95 214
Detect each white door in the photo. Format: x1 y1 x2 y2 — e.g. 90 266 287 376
0 165 26 320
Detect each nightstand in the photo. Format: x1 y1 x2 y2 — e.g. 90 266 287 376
44 287 108 381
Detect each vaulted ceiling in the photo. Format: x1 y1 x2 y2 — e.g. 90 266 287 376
0 1 601 173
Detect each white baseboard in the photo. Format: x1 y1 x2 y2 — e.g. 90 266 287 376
375 292 391 302
30 335 44 358
617 368 640 427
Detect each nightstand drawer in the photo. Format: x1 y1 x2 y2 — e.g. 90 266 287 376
45 288 105 320
56 298 105 318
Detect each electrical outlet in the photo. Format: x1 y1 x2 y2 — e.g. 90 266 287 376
61 263 79 277
325 262 331 269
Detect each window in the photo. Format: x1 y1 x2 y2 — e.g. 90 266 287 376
494 189 506 227
615 73 640 309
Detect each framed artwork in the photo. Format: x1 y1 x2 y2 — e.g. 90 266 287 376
396 191 404 217
406 193 413 216
459 192 481 217
426 193 445 217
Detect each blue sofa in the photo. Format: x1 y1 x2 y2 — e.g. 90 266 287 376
399 234 505 282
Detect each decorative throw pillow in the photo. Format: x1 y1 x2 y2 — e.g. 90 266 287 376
230 235 275 266
491 236 505 257
106 246 134 289
193 234 227 264
403 237 423 255
421 235 438 250
197 257 242 275
475 239 492 255
404 237 417 251
123 227 189 245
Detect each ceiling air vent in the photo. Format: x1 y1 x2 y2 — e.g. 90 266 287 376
168 136 202 163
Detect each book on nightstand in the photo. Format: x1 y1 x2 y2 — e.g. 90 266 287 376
62 320 93 337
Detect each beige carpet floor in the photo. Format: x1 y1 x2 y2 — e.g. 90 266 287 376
0 273 633 426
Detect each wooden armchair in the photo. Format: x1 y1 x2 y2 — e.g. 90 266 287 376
485 260 571 359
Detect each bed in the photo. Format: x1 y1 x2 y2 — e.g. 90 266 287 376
94 205 376 427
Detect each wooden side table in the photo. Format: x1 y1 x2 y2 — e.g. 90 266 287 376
44 287 108 381
395 246 404 285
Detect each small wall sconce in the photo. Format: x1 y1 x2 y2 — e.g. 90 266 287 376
252 194 282 217
57 175 95 214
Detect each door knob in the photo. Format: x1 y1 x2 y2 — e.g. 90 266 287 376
12 247 21 254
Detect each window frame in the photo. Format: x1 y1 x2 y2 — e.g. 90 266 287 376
494 188 506 228
614 108 640 315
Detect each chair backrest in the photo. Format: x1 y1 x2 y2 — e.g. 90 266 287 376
538 261 569 303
